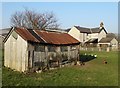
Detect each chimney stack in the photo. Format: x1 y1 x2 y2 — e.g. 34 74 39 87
100 22 104 29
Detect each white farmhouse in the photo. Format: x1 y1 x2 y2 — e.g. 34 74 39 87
98 37 118 51
66 22 118 51
67 22 107 44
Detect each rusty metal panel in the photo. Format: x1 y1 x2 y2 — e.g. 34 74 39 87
28 29 45 43
15 28 39 42
14 27 80 45
34 30 80 45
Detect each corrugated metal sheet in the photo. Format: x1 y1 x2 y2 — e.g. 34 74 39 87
34 30 80 45
14 27 80 45
27 29 45 43
15 28 39 42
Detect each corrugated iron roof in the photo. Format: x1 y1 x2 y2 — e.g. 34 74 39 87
34 30 80 45
14 27 80 45
27 29 45 43
15 27 39 42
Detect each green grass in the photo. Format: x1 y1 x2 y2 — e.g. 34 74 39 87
2 51 118 86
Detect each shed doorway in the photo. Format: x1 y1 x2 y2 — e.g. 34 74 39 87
28 50 34 69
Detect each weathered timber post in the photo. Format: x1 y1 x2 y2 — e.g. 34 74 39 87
67 46 70 60
45 45 49 70
56 46 61 67
28 44 34 71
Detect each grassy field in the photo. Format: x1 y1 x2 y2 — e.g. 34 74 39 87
2 51 118 86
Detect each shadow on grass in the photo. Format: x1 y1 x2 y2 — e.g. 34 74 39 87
79 54 96 62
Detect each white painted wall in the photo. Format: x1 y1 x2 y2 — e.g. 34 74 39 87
68 26 90 43
98 29 107 42
83 33 88 42
4 31 28 72
98 38 118 51
79 33 84 42
110 38 118 49
88 33 98 39
68 26 81 42
68 27 107 44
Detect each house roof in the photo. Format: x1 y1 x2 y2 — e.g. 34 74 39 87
90 27 101 33
74 26 91 33
0 28 11 37
45 28 67 33
4 27 80 45
66 26 107 34
99 38 113 43
65 28 71 32
106 33 116 38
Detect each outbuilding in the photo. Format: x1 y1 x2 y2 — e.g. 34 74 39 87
3 27 80 72
98 37 118 51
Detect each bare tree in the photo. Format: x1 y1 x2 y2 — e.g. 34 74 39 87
11 9 59 30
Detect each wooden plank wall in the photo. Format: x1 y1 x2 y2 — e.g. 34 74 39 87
4 32 28 72
33 45 79 67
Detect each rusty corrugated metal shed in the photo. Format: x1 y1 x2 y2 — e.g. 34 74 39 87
14 27 80 45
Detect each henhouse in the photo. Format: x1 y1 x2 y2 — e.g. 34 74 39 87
3 27 80 72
